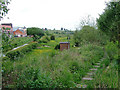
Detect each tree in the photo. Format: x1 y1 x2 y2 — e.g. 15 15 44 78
50 35 55 40
45 28 47 30
78 15 96 30
27 27 45 41
0 0 10 21
61 27 63 30
2 33 9 42
45 30 50 35
27 27 44 37
97 1 120 42
73 26 109 46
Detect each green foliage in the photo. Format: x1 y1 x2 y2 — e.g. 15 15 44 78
54 44 60 50
87 60 118 88
27 27 44 37
85 41 119 88
2 36 107 88
38 35 50 43
55 69 76 88
73 26 109 46
2 33 9 42
105 41 118 61
50 35 55 40
45 31 50 35
16 68 54 88
0 0 10 19
6 42 38 60
2 56 10 61
32 34 40 41
97 2 120 41
79 44 104 65
2 37 33 52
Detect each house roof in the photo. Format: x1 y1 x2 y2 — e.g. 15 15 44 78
13 29 26 35
1 23 13 28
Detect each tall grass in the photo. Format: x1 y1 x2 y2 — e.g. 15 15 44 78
2 43 104 88
2 37 33 52
85 41 118 88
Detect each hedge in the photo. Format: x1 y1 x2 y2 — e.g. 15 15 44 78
6 42 38 60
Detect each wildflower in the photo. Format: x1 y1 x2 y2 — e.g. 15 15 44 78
81 85 83 87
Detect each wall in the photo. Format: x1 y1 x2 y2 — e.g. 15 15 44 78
60 43 70 51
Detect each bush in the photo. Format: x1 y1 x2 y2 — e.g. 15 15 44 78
2 56 10 61
54 44 60 50
38 36 50 43
73 26 109 46
2 37 33 52
105 41 118 61
50 35 55 40
6 42 38 60
16 68 55 88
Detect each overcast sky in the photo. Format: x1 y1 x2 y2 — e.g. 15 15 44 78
1 0 110 30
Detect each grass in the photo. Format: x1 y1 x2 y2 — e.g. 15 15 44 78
2 35 104 88
81 41 119 88
2 37 33 52
85 59 118 88
2 34 118 88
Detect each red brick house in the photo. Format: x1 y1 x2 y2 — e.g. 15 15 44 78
0 23 13 38
60 42 70 51
13 29 27 37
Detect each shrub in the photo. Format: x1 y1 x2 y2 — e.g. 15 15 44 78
105 41 118 61
55 69 76 88
6 42 38 60
16 68 55 88
73 26 109 46
2 37 33 52
50 35 55 40
2 56 10 61
38 36 50 43
54 44 60 50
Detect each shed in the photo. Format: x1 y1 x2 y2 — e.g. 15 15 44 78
60 42 70 51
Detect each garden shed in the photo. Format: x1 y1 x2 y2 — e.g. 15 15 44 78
60 42 70 51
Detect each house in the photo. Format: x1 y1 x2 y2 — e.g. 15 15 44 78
13 29 27 37
0 23 13 38
13 26 27 37
60 42 70 51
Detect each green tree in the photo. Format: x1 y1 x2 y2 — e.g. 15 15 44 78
0 0 10 20
2 33 9 42
45 30 50 35
97 1 120 42
50 35 55 40
27 27 44 37
73 26 109 46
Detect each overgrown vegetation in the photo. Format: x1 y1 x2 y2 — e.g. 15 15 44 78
85 41 118 88
73 26 109 46
2 1 119 89
2 41 104 88
97 2 120 42
5 42 38 60
27 27 45 41
2 36 33 52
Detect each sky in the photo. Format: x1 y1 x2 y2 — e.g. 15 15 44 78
1 0 111 30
